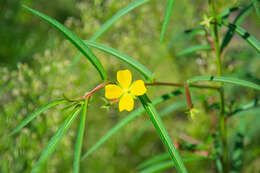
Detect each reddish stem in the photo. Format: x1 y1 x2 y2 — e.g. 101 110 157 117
81 82 110 99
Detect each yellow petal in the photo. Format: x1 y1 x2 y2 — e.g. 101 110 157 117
105 84 123 99
117 70 132 89
119 93 134 112
129 80 147 96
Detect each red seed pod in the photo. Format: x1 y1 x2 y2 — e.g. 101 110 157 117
184 83 193 110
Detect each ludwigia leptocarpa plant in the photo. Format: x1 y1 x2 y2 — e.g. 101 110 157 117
10 0 260 172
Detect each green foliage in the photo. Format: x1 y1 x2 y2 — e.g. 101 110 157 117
90 0 150 41
1 0 260 172
160 0 175 43
83 41 155 81
32 108 82 173
23 5 107 80
73 100 88 173
187 76 260 90
139 94 187 173
81 90 182 160
9 100 68 136
139 156 210 173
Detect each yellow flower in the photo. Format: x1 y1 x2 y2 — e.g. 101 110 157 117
199 14 213 28
105 70 147 112
189 108 199 119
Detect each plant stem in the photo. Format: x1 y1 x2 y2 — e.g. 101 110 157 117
209 0 228 172
219 88 228 173
81 81 110 99
145 81 220 90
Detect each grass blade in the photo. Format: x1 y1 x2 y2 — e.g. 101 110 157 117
73 100 88 173
230 98 259 117
187 76 260 91
253 0 260 18
222 19 260 53
31 107 82 173
84 41 155 81
220 4 254 52
9 100 67 136
218 7 241 18
160 0 175 43
81 90 183 161
131 99 187 146
23 5 107 80
184 28 206 38
139 94 187 173
137 153 170 169
90 0 150 41
176 45 212 57
139 156 210 173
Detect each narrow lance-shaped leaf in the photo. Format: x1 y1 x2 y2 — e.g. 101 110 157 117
139 156 210 173
220 3 254 52
187 76 260 91
137 153 170 169
218 7 241 18
184 28 206 37
230 98 259 117
176 45 212 57
84 41 155 81
139 94 187 173
31 108 82 173
73 100 88 173
23 5 107 80
9 100 67 136
222 19 260 53
160 0 175 43
253 0 260 18
132 99 187 146
90 0 150 41
81 90 183 161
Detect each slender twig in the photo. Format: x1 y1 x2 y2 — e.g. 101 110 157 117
145 81 220 90
81 82 110 99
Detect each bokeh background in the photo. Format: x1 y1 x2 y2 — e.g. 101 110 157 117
0 0 259 172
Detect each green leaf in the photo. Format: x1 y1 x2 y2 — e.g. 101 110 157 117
137 153 170 169
90 0 150 41
22 5 107 80
230 98 259 117
160 0 175 43
67 0 151 71
84 41 155 81
218 7 241 18
222 19 260 53
176 45 212 57
9 100 67 136
73 100 88 173
81 90 183 161
139 156 210 173
187 76 260 91
253 0 260 18
184 28 206 38
31 108 82 173
131 99 187 145
139 94 187 173
220 4 254 52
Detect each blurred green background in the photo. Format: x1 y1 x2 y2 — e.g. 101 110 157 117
0 0 259 172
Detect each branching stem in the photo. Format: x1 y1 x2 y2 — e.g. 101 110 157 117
145 81 220 90
209 0 228 172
